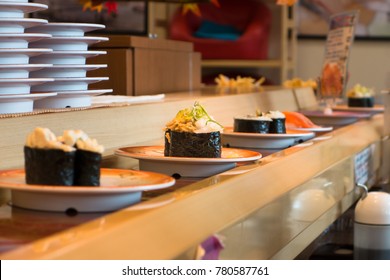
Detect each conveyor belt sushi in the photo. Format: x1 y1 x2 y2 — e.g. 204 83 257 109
164 101 223 158
347 84 375 108
255 110 286 134
24 127 104 186
233 115 272 133
58 130 104 186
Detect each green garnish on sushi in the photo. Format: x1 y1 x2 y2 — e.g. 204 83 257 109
165 101 223 133
164 102 223 158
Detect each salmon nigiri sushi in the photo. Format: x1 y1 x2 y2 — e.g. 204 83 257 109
283 111 321 129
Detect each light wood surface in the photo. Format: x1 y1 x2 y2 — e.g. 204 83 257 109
0 87 385 260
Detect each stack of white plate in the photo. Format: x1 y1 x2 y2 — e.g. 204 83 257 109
0 0 56 114
26 21 112 108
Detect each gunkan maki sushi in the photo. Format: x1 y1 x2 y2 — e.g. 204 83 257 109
347 84 375 108
24 127 76 186
164 101 223 158
59 130 104 186
234 115 272 133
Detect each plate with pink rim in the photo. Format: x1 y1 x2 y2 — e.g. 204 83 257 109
0 168 175 212
115 145 262 177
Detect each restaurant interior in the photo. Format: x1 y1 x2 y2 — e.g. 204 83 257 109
0 0 389 260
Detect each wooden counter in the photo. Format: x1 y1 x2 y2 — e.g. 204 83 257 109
0 87 386 259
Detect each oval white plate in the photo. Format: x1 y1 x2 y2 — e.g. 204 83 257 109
0 168 175 212
30 64 107 78
222 128 315 149
285 125 333 133
34 89 113 109
0 18 48 33
299 110 372 127
27 22 106 37
0 2 48 18
29 50 106 65
115 145 262 178
332 104 384 114
31 77 109 92
0 78 54 94
29 36 109 51
0 64 51 78
0 48 52 64
0 33 52 49
0 92 57 114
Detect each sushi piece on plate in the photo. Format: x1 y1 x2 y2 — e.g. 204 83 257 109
283 111 321 129
233 115 272 133
24 127 75 186
59 130 104 186
164 101 223 158
262 111 286 134
347 84 375 108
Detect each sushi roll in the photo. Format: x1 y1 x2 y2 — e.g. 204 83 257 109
24 127 76 186
59 130 104 186
265 111 286 134
233 115 272 133
347 84 375 108
164 101 223 158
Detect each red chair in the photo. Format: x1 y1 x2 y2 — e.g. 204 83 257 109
168 0 272 60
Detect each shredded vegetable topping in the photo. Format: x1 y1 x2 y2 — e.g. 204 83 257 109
165 101 223 133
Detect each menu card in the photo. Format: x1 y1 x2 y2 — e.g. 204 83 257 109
320 11 359 100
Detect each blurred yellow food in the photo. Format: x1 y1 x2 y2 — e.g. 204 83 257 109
283 78 317 90
215 74 265 88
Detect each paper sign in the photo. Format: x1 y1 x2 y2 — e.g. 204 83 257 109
320 11 359 99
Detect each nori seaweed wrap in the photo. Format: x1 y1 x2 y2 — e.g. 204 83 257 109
165 129 221 158
74 149 102 186
347 84 375 108
348 97 374 108
264 111 286 134
24 146 75 186
234 116 271 134
60 130 104 186
268 118 286 134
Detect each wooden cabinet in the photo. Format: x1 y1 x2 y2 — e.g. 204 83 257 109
88 35 201 95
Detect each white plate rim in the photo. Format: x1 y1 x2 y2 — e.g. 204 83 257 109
0 33 52 39
27 22 106 33
56 89 113 96
285 126 333 132
0 168 175 194
300 110 371 119
332 104 384 113
0 78 54 83
47 64 107 69
48 77 109 82
222 128 315 139
0 48 52 54
0 92 57 100
0 2 48 11
115 146 262 164
33 36 109 43
0 63 52 69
